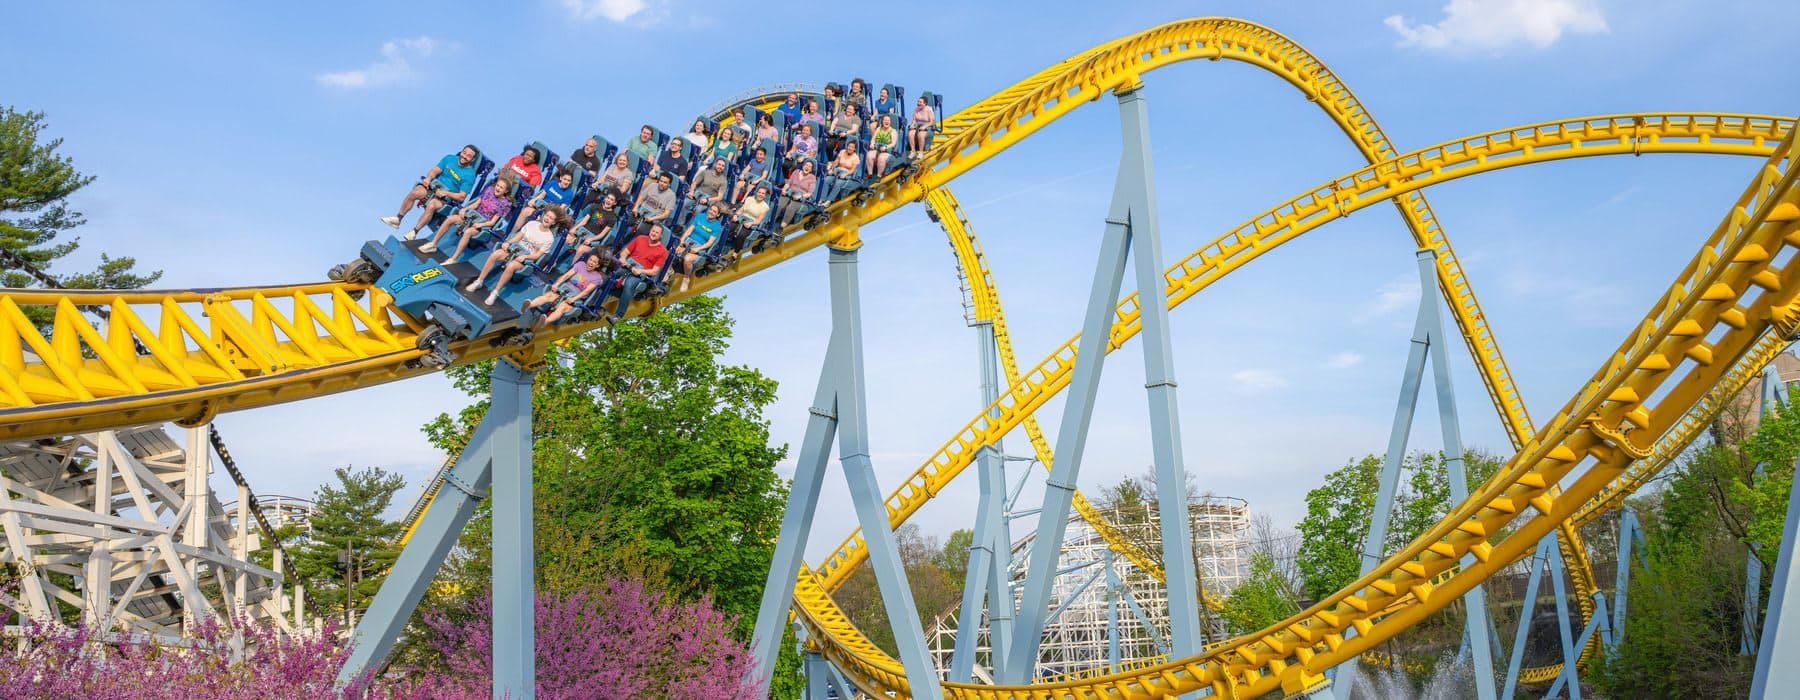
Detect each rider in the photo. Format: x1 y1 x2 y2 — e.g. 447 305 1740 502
671 202 725 293
524 250 609 327
605 223 670 322
502 145 545 189
383 144 480 234
465 205 572 306
420 175 514 259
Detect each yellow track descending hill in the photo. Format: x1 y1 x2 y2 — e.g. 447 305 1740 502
2 17 1792 698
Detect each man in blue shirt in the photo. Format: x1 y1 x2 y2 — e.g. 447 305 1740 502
777 93 803 126
673 202 725 292
385 144 480 237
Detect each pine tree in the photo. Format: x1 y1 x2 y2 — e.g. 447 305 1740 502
0 106 160 327
288 466 406 626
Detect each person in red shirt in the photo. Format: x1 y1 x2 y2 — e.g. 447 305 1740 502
607 223 669 322
502 145 545 188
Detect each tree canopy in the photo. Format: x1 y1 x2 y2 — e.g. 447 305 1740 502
0 106 158 326
285 466 407 625
1295 451 1501 601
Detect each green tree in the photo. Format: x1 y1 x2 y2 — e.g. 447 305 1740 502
424 297 788 624
288 466 406 626
1295 451 1501 601
1592 389 1800 697
0 107 159 327
939 528 974 585
1594 445 1756 697
420 297 801 695
1732 397 1800 564
1221 552 1300 636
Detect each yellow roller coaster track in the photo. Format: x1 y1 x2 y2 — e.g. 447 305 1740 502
0 16 1791 698
794 122 1798 697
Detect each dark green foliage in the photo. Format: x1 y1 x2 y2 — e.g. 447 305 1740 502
0 107 159 327
1595 395 1800 697
1593 444 1756 697
285 466 407 624
422 296 799 694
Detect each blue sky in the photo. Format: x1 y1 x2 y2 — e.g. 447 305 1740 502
4 1 1797 560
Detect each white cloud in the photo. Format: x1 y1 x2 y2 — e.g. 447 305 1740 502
1326 352 1365 369
1354 275 1422 322
316 37 445 89
560 0 651 22
1230 369 1289 393
1385 0 1608 53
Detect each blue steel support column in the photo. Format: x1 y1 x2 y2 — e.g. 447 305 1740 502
950 320 1010 681
1548 541 1584 700
1750 446 1800 698
338 361 517 686
1415 250 1498 700
747 346 842 693
986 509 1015 676
829 244 944 698
490 360 537 699
1501 538 1553 700
803 651 830 700
1547 593 1614 698
1330 259 1435 697
1117 86 1206 692
1000 89 1143 682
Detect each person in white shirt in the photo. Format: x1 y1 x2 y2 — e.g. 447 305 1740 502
466 205 572 306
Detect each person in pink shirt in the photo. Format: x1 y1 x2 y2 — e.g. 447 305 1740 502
525 250 609 326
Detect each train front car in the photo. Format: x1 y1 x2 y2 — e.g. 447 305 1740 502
334 236 530 369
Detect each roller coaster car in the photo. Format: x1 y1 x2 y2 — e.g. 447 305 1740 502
332 236 532 369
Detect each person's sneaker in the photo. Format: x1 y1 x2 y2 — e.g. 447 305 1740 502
403 229 419 241
380 216 401 228
418 242 438 253
484 293 498 306
465 281 482 292
679 278 690 292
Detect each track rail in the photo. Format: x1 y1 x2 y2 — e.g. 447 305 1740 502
801 119 1800 696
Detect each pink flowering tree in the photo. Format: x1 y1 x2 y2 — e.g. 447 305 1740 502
416 577 761 699
0 616 418 699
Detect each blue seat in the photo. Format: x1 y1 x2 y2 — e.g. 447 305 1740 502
533 141 560 178
919 91 946 150
878 83 906 124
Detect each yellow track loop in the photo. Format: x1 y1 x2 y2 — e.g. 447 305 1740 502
804 21 1629 672
806 112 1788 690
803 122 1800 697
